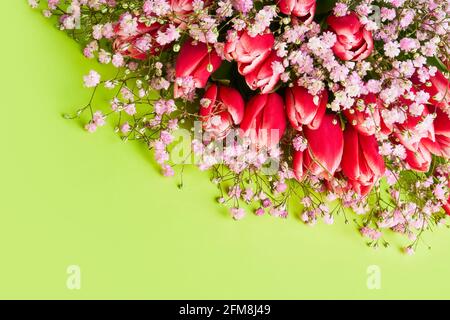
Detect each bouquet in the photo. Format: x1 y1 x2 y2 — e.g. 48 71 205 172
30 0 450 253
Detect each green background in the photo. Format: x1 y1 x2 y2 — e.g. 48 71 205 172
0 3 449 299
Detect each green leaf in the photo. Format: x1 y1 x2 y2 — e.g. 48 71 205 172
428 57 448 73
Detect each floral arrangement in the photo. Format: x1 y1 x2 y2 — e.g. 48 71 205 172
30 0 450 253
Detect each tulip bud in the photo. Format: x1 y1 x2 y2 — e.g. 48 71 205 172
244 51 283 94
341 126 385 195
174 39 222 98
200 84 245 140
286 86 328 130
300 114 345 179
224 30 275 76
240 93 287 149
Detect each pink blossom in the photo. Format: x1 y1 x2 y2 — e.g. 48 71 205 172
93 111 106 126
123 104 136 115
255 208 265 216
384 41 400 58
231 207 246 220
83 70 101 88
333 3 348 17
84 122 97 133
156 24 180 45
120 122 131 134
404 246 415 255
292 135 308 152
112 53 125 68
399 38 419 52
360 227 382 241
160 130 174 145
162 164 175 177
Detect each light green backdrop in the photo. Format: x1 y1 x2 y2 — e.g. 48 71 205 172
0 3 449 299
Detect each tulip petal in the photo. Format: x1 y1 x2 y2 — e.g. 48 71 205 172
359 134 386 177
429 71 450 107
199 84 218 117
327 12 362 38
405 144 432 172
175 40 222 88
278 0 296 15
304 114 344 176
309 90 327 130
286 88 301 130
260 93 286 146
356 29 374 61
175 40 208 78
240 93 286 148
245 52 282 94
444 201 450 216
327 12 373 61
421 136 450 158
286 86 327 130
227 31 275 75
331 40 355 61
219 86 245 125
293 150 304 181
434 108 450 138
239 32 275 63
192 51 222 88
240 94 268 135
341 125 360 180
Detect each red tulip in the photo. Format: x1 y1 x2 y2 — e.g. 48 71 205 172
422 108 450 158
433 107 450 138
244 51 283 94
327 12 374 61
341 126 385 195
113 21 164 60
404 143 432 172
294 114 344 180
286 86 327 130
240 93 286 148
394 107 435 153
418 70 450 111
343 93 381 136
278 0 316 23
224 30 275 75
200 84 245 139
174 40 222 98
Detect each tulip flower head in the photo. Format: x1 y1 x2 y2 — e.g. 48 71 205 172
240 93 287 149
294 114 344 180
341 126 386 195
200 84 245 140
286 86 328 130
174 40 222 99
224 30 275 76
278 0 317 24
327 12 374 61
